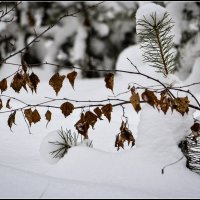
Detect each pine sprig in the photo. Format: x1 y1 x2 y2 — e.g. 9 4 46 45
137 12 176 77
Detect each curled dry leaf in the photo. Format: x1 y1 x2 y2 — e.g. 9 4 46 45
75 113 89 139
67 71 78 89
0 99 3 110
104 73 114 92
158 90 170 114
29 72 40 93
142 89 158 108
101 104 112 122
49 73 65 96
115 120 135 151
173 97 190 116
84 111 98 129
0 78 7 93
94 107 103 120
8 111 16 131
60 102 74 118
45 110 52 127
130 90 141 113
6 99 11 109
24 108 33 126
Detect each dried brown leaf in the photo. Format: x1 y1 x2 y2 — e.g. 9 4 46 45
29 72 40 93
75 113 89 139
158 90 170 114
173 97 190 116
24 108 33 126
94 107 103 120
0 78 7 93
31 109 41 124
10 73 26 93
49 73 65 95
45 110 52 127
8 111 16 131
130 90 141 113
105 73 114 92
60 102 74 118
6 99 11 109
141 89 158 108
115 135 124 150
84 111 98 129
101 104 112 122
67 71 77 89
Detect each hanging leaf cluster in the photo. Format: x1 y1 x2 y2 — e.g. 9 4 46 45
139 89 190 116
10 72 40 94
75 104 112 139
115 120 135 150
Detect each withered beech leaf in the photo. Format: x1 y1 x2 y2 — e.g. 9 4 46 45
130 90 141 113
115 134 124 150
94 107 103 120
84 111 98 129
173 97 190 116
24 108 33 126
49 73 65 96
0 78 7 93
74 113 89 139
60 102 74 118
45 110 52 127
158 90 170 114
10 73 26 93
141 89 158 108
0 98 3 110
105 73 114 92
6 99 11 109
31 109 41 124
101 104 112 122
29 72 40 93
67 71 77 89
25 73 34 91
8 111 16 131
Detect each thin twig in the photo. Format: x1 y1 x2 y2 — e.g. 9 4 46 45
162 156 184 174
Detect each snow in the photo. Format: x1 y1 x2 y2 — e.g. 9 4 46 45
136 3 167 34
0 42 200 198
1 2 200 197
40 130 93 164
184 56 200 94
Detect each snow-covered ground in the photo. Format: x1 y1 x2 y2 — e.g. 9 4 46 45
1 2 200 198
0 43 200 198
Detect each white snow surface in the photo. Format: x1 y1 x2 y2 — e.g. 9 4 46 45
0 43 200 198
136 3 167 33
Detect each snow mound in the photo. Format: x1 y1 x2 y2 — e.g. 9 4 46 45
40 130 93 164
136 3 167 34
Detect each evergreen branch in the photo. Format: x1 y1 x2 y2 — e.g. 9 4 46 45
137 11 175 77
